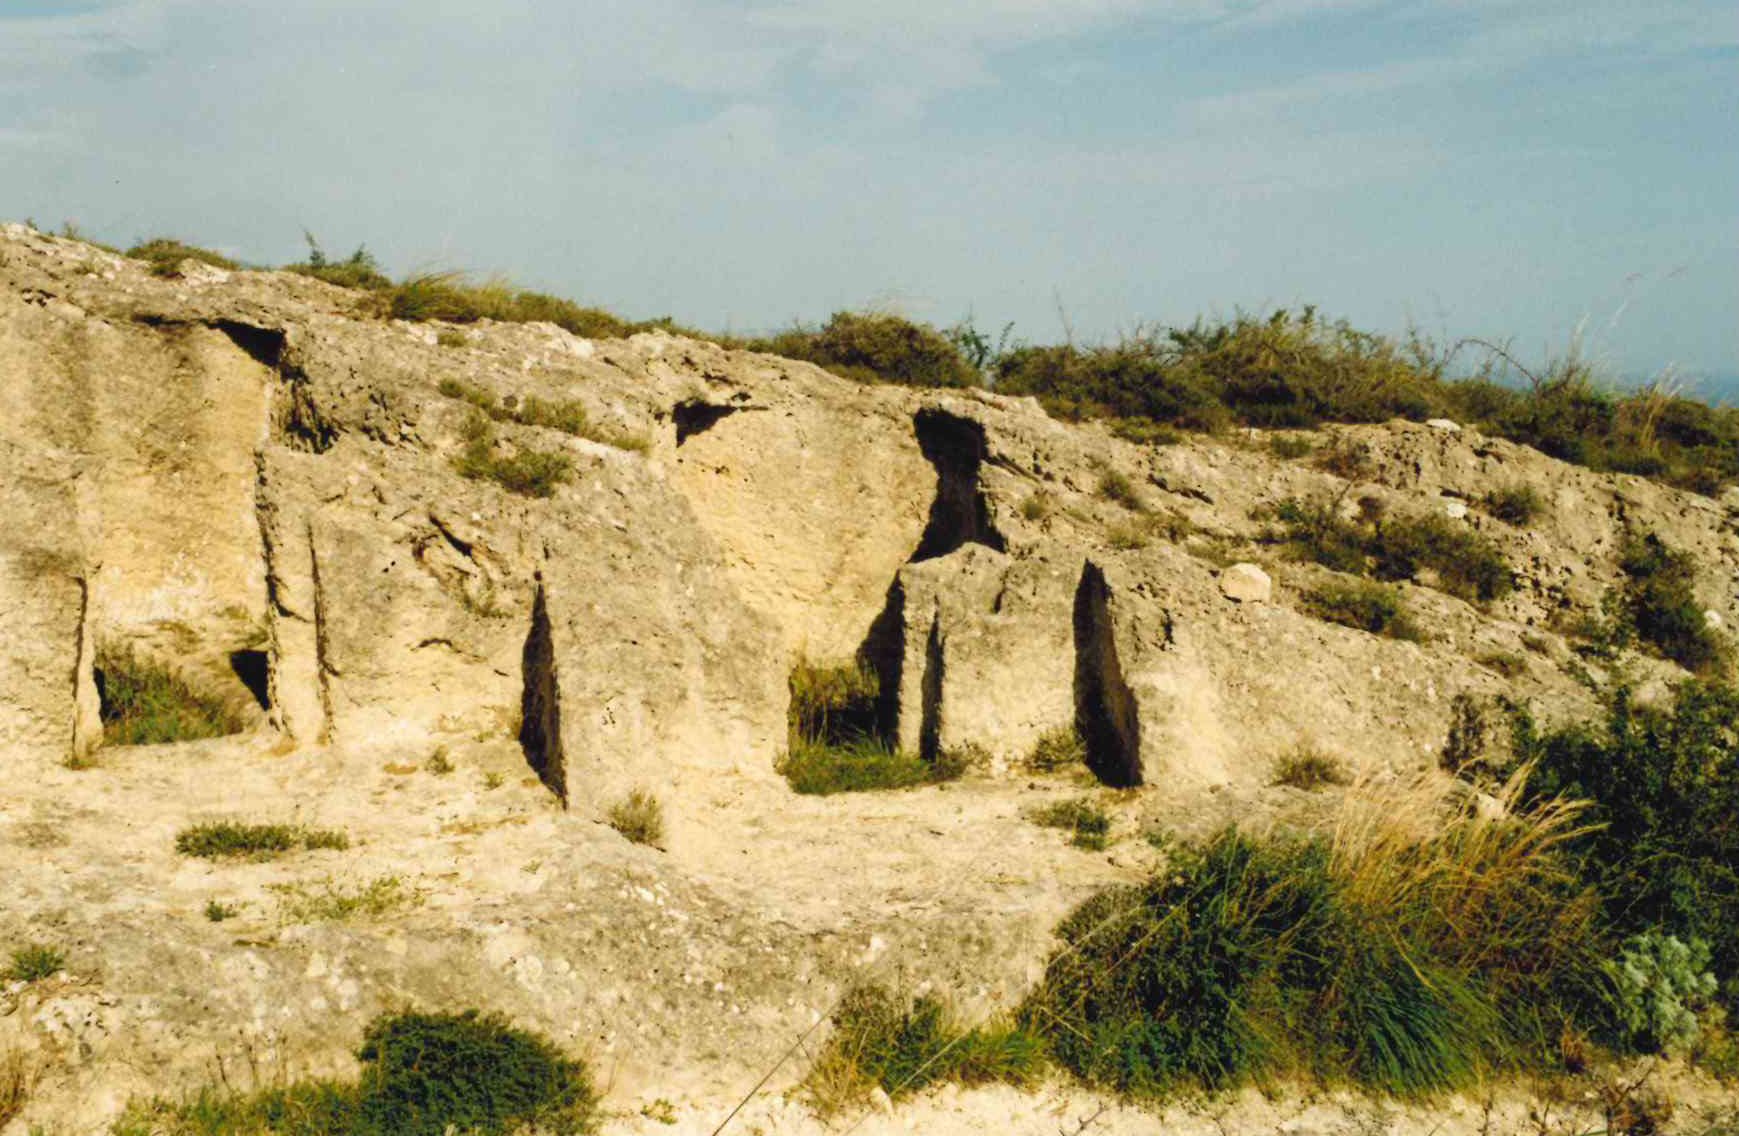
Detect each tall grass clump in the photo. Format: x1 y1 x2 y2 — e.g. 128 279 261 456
1022 768 1605 1099
778 658 960 794
1511 679 1739 1018
97 650 249 746
127 237 240 275
802 985 1046 1117
113 1009 599 1136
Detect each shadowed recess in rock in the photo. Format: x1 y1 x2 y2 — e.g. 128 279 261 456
518 584 567 805
910 409 1006 563
672 399 742 445
228 649 271 711
1072 561 1142 787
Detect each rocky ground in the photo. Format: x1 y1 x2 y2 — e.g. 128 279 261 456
3 224 1737 1133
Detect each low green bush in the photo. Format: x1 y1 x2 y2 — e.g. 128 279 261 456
439 381 641 455
269 876 420 923
1483 485 1545 526
174 821 349 860
452 413 573 497
1271 746 1349 789
113 1009 598 1136
283 235 393 291
1030 797 1112 849
803 985 1045 1116
1301 580 1427 642
1612 532 1729 674
1097 470 1144 512
1607 932 1719 1053
127 237 239 275
1026 727 1086 773
5 944 64 983
1512 678 1739 1017
1370 513 1513 603
746 312 979 389
97 650 250 746
607 789 664 846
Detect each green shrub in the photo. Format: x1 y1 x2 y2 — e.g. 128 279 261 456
1108 417 1184 446
1026 726 1087 773
1301 580 1427 642
5 944 64 983
1370 513 1513 603
1477 651 1528 679
1272 746 1349 789
440 382 639 454
607 789 664 846
1313 440 1375 480
1613 532 1729 674
127 237 239 275
97 650 249 746
452 414 573 498
1270 434 1315 459
1607 932 1719 1053
203 899 240 923
995 341 1230 432
1097 470 1144 511
284 235 392 292
115 1009 598 1136
424 747 454 776
174 821 349 860
748 312 979 389
803 985 1045 1116
1483 485 1545 526
1030 798 1113 849
1512 679 1739 1017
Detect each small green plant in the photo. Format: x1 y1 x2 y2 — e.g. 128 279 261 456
1096 469 1144 512
5 944 64 983
269 876 421 923
1030 798 1112 850
1607 932 1719 1053
203 899 241 923
284 232 393 291
452 413 573 498
1020 492 1050 521
96 649 249 746
425 747 454 775
1477 650 1528 678
1106 521 1148 550
1108 417 1184 446
640 1098 678 1124
126 237 239 275
1026 726 1086 773
1484 485 1545 526
1271 745 1349 789
174 821 349 860
1270 434 1316 459
607 789 665 846
435 329 467 348
802 984 1045 1117
1301 579 1427 642
115 1008 598 1136
1370 513 1514 603
482 771 504 791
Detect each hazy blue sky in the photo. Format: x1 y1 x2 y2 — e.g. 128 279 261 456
5 0 1734 390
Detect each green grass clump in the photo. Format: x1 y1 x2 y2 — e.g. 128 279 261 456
1030 798 1112 849
174 821 349 861
1107 417 1184 446
1483 484 1546 526
112 1009 598 1136
607 789 664 846
5 943 65 983
452 413 573 498
1096 469 1144 511
1271 746 1349 789
127 237 240 275
1022 772 1603 1099
743 311 979 389
97 650 249 746
269 876 420 923
780 736 956 795
1611 532 1729 674
203 899 240 923
282 234 393 292
1301 580 1426 642
787 657 880 748
1026 726 1087 773
1512 678 1739 1018
803 985 1046 1116
440 381 642 454
1269 434 1316 459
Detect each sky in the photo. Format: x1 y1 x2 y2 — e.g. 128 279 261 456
4 0 1735 393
